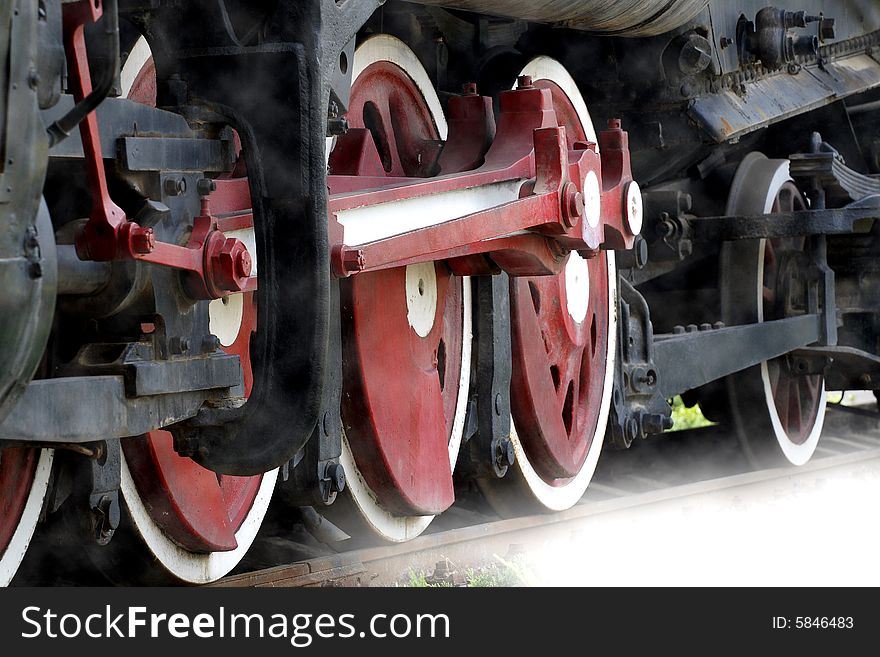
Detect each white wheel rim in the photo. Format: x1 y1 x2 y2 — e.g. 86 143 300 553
0 449 53 586
120 36 152 98
120 456 277 583
502 57 616 510
726 154 826 465
518 57 598 145
351 35 448 141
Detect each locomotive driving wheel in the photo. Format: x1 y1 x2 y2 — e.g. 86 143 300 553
324 35 472 542
719 152 827 467
479 58 617 515
0 449 53 585
110 38 276 583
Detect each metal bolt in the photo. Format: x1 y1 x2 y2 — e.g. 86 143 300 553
517 75 533 89
131 226 155 254
686 324 698 333
163 176 187 197
626 417 639 443
720 36 733 49
658 214 677 238
633 235 649 269
700 323 712 331
342 248 366 273
196 178 216 197
672 325 685 335
713 321 725 330
462 82 478 95
678 34 712 76
202 334 221 352
640 412 670 434
328 116 349 136
494 438 515 469
608 118 622 130
327 462 346 493
562 183 583 228
169 336 189 355
235 250 252 278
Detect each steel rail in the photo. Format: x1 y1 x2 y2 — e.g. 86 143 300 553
217 406 880 587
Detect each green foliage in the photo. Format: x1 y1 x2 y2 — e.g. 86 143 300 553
667 395 715 431
406 553 536 587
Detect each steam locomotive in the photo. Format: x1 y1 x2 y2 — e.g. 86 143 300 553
2 0 879 583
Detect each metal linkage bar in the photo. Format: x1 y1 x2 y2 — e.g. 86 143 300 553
328 82 641 279
462 274 514 478
59 0 254 301
686 196 880 242
654 314 822 399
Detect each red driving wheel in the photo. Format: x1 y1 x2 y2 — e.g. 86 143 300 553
325 35 471 541
480 57 617 515
0 447 52 585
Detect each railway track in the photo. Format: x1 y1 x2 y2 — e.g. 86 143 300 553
216 400 880 587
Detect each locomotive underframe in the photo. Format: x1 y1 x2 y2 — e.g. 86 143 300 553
3 0 880 573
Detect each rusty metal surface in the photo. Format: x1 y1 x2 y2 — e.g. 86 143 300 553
689 53 880 142
708 0 880 75
410 0 709 36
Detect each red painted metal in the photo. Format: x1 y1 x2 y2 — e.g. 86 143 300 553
341 61 443 177
509 80 612 481
119 53 261 553
438 84 496 174
127 55 157 107
336 60 465 515
61 1 254 301
342 266 463 514
0 448 39 558
327 82 638 278
510 255 610 479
